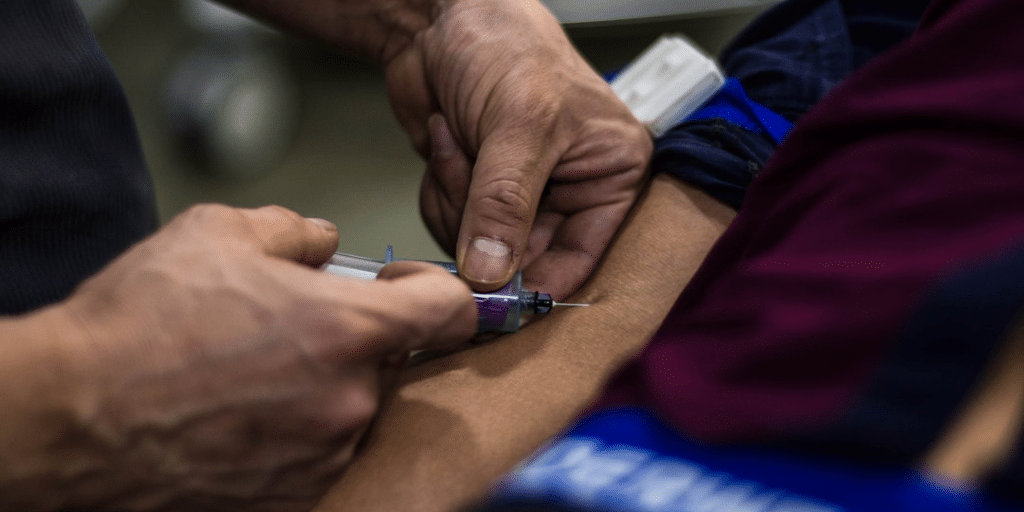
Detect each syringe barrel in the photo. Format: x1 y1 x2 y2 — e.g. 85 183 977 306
323 252 386 280
322 253 528 333
424 261 528 333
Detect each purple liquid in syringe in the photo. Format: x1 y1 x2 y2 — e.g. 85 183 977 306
474 280 521 332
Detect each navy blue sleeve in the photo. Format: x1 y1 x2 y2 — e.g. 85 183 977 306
652 117 775 210
652 0 929 209
0 0 157 314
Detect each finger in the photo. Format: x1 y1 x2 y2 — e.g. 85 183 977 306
456 132 555 292
240 205 340 267
377 350 411 405
518 166 644 298
519 210 604 301
420 172 458 257
373 261 478 351
385 48 436 158
420 114 472 255
375 260 453 281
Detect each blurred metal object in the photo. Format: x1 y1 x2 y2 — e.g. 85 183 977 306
165 0 300 180
540 0 779 24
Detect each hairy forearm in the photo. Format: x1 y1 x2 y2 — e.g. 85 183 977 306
313 175 737 512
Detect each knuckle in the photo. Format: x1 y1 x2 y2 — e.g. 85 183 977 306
260 204 306 230
524 92 561 127
626 136 653 170
475 178 534 230
393 277 469 344
510 91 564 140
343 388 380 426
632 123 655 155
260 204 299 219
181 202 226 220
178 203 240 230
389 303 434 345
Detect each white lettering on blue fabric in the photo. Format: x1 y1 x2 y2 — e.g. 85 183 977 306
676 478 767 512
728 489 785 512
513 438 604 491
770 499 843 512
565 447 652 504
501 436 844 512
615 460 704 509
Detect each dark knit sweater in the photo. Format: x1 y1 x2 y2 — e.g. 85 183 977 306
0 0 156 315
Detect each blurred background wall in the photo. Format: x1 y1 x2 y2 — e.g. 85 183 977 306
80 0 771 261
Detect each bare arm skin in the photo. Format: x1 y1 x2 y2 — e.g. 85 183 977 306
313 174 737 512
923 323 1024 485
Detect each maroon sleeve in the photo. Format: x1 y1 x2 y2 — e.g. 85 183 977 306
603 0 1024 442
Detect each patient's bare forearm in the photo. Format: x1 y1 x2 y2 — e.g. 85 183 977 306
313 175 736 512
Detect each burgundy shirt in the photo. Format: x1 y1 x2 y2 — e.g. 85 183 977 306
603 0 1024 485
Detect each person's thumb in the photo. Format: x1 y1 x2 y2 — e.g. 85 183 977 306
455 135 551 292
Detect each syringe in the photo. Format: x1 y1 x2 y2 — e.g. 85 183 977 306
321 249 588 333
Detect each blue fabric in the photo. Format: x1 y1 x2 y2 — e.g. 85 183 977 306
718 0 928 122
718 0 858 123
651 0 929 210
488 408 1021 512
686 78 793 144
651 118 775 210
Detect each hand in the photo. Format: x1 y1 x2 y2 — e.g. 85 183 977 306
384 0 652 299
2 204 475 512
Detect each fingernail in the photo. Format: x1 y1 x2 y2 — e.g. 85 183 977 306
307 218 337 232
463 237 511 284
